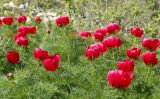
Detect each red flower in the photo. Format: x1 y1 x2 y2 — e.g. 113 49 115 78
107 70 133 88
0 19 2 25
79 31 91 38
103 36 122 48
34 48 49 61
142 51 158 65
2 16 13 25
95 28 106 36
16 37 29 46
43 54 61 71
94 32 104 41
17 15 27 23
35 16 41 23
14 31 26 40
118 59 134 72
127 47 141 59
130 27 143 38
18 26 36 34
142 38 159 51
85 45 100 59
88 43 107 54
6 50 20 64
96 43 107 53
56 16 69 27
105 23 121 34
93 28 106 41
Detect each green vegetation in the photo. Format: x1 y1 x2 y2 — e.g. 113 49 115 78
0 0 160 98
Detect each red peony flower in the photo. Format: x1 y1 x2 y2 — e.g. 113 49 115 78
79 31 91 38
105 23 121 34
6 50 20 64
94 32 104 41
2 16 13 25
88 43 107 54
16 37 29 46
95 28 106 36
55 16 69 27
118 59 134 72
0 19 2 25
34 48 49 61
142 38 159 51
17 15 27 23
35 16 41 23
85 45 100 59
18 26 36 34
14 31 26 40
103 36 122 48
142 51 158 65
126 47 141 59
130 27 143 38
107 70 133 88
43 54 61 71
93 28 106 41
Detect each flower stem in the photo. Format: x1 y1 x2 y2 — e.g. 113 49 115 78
145 67 150 82
112 49 115 60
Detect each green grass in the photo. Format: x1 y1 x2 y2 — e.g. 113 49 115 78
0 0 160 99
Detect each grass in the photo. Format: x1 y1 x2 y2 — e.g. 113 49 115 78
0 0 160 98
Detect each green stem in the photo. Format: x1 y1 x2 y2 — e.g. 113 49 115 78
112 49 115 60
145 67 150 82
132 37 137 46
90 61 94 87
